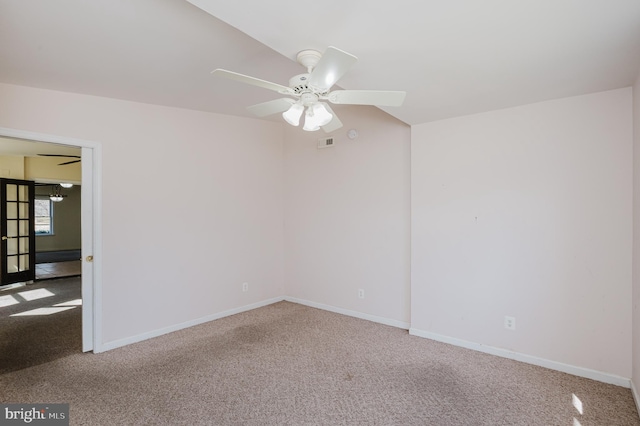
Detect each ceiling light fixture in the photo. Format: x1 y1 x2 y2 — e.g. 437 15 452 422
303 108 320 131
303 103 333 132
49 184 66 202
59 183 73 188
282 103 304 126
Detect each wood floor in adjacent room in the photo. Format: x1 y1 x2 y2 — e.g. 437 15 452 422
0 286 638 425
35 260 82 281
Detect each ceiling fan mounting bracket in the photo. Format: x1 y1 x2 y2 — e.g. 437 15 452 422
296 49 322 72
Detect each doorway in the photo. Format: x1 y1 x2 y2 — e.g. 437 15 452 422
0 127 101 353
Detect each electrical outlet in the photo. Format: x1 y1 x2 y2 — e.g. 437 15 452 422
504 316 516 331
358 289 365 299
242 282 248 292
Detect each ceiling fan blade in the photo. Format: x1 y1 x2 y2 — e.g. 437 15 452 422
327 90 406 107
308 46 357 92
38 154 81 158
247 98 296 117
212 69 293 95
320 103 343 133
58 159 81 166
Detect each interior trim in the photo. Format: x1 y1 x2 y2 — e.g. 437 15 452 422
409 327 631 388
100 297 284 352
284 296 410 330
0 127 102 353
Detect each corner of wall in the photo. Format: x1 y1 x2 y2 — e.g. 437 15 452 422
632 73 640 416
632 376 640 418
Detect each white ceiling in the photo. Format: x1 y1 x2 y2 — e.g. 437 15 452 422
1 0 640 130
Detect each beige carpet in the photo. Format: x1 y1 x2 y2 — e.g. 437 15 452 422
1 300 639 425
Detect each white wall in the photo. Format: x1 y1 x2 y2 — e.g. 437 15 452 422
2 79 636 389
0 83 285 346
633 74 640 400
411 88 633 378
283 106 411 326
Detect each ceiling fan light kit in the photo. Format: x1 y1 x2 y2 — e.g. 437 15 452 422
282 103 304 126
212 46 406 133
49 184 67 202
302 102 333 131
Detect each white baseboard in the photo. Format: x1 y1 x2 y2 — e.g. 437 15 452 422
97 296 408 353
97 297 284 353
409 328 631 388
284 296 410 330
95 297 636 403
632 380 640 416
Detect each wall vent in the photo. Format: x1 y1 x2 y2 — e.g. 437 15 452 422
317 137 335 149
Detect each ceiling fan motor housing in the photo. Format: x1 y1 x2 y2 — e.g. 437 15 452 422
289 74 311 94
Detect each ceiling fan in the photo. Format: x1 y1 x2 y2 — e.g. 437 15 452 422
37 154 81 166
212 46 406 133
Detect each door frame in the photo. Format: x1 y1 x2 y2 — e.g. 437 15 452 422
0 127 102 353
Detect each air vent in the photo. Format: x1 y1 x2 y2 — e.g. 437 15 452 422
317 137 335 149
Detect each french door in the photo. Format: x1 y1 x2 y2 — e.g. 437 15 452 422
0 178 36 286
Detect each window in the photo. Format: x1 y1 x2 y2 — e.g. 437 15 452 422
35 198 53 235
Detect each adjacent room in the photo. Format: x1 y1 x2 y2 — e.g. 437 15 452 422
0 141 82 372
0 1 639 424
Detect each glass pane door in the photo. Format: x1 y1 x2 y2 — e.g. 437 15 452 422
1 179 35 286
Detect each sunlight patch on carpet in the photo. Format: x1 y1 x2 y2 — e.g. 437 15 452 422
17 288 54 301
0 295 19 308
572 393 583 415
54 299 82 306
